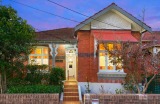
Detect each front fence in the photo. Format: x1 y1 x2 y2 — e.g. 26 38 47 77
0 94 59 104
84 94 160 104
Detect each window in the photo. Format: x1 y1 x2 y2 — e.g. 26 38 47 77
29 46 49 65
99 43 122 72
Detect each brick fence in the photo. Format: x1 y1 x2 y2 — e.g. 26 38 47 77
0 94 59 104
84 94 160 104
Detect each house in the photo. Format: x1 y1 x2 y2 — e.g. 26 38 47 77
30 3 153 93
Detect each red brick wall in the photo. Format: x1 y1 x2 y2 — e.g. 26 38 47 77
0 94 59 104
77 30 140 83
131 31 141 41
84 94 160 104
55 44 66 69
77 30 98 82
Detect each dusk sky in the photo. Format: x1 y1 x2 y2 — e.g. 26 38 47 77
3 0 160 31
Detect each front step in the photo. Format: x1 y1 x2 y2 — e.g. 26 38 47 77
63 96 79 101
64 85 78 88
64 88 78 92
63 80 79 101
64 81 77 85
64 92 79 96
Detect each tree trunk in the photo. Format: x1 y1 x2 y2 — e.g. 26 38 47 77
0 74 2 94
142 74 156 94
1 70 7 93
3 70 7 92
135 84 141 94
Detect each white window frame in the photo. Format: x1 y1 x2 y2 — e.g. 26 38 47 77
98 45 123 72
29 46 49 65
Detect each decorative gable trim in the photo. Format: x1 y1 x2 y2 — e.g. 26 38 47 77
75 3 152 33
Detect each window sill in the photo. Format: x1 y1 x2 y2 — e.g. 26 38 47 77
97 72 126 79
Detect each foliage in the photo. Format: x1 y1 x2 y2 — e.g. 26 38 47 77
85 77 91 93
7 85 61 93
7 78 30 88
49 67 65 85
0 5 35 93
115 88 125 94
24 64 49 85
99 85 105 94
106 42 160 94
148 74 160 94
122 76 137 93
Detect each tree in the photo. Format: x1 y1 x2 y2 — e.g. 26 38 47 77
106 42 160 94
0 5 35 93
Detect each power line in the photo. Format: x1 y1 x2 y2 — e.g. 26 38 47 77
9 0 124 30
9 0 81 24
47 0 124 29
8 0 82 43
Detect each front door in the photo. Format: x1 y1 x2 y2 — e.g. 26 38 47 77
66 49 76 80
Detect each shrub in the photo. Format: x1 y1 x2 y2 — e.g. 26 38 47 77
7 85 61 93
25 64 49 84
7 78 30 88
49 67 65 85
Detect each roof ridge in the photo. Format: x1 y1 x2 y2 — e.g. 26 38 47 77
36 27 74 33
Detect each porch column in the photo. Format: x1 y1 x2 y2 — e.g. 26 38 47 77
49 43 58 67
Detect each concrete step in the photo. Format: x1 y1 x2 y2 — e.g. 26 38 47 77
64 88 78 92
64 81 77 85
63 96 79 101
64 85 78 88
64 92 79 96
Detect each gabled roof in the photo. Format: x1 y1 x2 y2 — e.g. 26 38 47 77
75 3 152 32
35 28 76 43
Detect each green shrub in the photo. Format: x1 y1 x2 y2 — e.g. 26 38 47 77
49 67 65 85
7 78 30 88
25 64 49 84
7 85 61 93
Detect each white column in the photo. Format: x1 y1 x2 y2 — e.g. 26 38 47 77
49 43 59 67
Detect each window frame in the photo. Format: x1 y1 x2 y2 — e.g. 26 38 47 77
98 43 123 72
29 46 49 65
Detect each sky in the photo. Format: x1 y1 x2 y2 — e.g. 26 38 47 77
2 0 160 31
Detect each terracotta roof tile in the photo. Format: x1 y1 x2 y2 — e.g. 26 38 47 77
142 31 160 47
35 28 76 42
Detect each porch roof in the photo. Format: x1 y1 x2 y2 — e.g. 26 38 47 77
35 28 76 43
92 30 138 42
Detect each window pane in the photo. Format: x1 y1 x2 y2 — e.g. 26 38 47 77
30 56 34 59
31 50 35 54
107 54 114 70
99 44 105 50
116 63 122 70
35 59 42 65
99 52 106 70
43 59 48 65
108 44 113 51
36 48 41 54
43 56 48 59
43 48 48 54
115 43 121 50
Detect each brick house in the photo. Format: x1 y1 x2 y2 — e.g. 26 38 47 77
31 3 154 93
